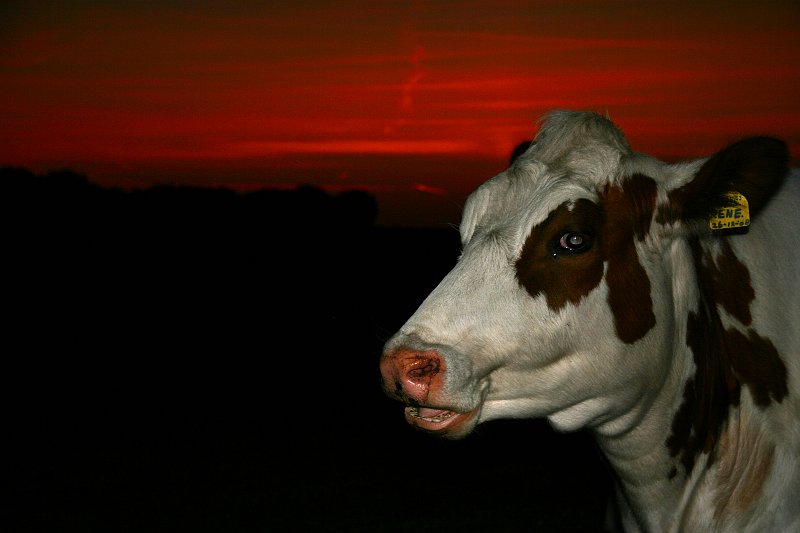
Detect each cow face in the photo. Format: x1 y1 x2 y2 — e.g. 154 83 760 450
380 110 789 441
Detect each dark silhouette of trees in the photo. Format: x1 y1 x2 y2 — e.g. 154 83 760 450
1 167 381 274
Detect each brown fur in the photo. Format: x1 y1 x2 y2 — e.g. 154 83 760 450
515 199 605 311
515 174 658 344
666 238 788 477
602 174 658 343
708 240 754 325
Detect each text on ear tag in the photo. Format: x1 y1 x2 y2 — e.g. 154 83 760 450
709 191 750 231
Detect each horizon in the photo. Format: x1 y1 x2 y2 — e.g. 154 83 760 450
2 1 799 226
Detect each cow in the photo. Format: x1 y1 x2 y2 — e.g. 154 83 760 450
379 110 799 532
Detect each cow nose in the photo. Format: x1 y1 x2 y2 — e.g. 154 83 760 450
379 349 444 404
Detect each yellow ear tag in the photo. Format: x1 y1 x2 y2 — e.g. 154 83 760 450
709 191 750 231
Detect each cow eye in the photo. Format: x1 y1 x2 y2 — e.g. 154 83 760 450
557 231 591 253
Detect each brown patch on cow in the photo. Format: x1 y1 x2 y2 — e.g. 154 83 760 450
602 174 658 343
515 199 605 311
608 173 658 240
727 329 788 407
666 237 788 476
667 303 740 475
708 240 754 325
515 173 658 344
713 425 775 519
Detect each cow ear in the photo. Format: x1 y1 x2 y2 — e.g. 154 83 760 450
664 137 789 226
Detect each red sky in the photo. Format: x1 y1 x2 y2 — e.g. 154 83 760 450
2 1 799 226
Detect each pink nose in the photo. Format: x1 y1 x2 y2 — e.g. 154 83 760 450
379 349 445 405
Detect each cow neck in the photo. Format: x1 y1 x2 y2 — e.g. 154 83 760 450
593 232 789 530
591 331 694 532
587 236 726 530
667 235 786 472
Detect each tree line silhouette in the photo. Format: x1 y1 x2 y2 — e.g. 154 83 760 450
1 166 379 241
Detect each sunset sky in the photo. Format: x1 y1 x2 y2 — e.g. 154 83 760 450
2 1 799 226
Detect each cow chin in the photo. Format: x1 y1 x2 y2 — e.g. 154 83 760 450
403 404 481 439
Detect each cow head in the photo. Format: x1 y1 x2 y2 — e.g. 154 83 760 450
380 110 789 442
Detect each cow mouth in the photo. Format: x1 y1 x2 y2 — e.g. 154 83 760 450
403 405 479 437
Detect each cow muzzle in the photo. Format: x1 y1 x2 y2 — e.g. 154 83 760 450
379 347 480 438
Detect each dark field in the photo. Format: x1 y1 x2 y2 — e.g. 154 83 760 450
2 169 613 532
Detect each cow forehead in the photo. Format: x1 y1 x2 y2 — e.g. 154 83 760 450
460 160 602 250
458 110 684 249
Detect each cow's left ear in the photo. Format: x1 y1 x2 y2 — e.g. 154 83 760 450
663 137 789 226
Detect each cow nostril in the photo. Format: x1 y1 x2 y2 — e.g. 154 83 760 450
408 361 438 378
380 349 445 402
405 356 440 381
